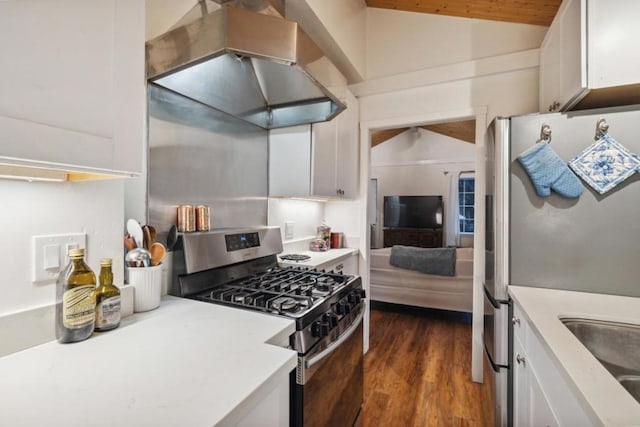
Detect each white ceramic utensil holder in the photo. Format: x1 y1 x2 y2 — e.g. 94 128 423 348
126 264 162 312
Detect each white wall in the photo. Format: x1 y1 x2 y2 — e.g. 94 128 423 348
371 128 475 247
0 179 125 316
267 198 326 251
366 8 547 79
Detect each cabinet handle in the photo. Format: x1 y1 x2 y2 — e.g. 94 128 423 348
516 354 526 366
512 317 520 326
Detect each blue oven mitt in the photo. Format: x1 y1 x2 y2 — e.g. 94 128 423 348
517 142 583 198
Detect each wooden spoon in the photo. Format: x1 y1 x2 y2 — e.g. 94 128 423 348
142 225 152 250
150 242 166 266
147 225 157 246
124 234 137 251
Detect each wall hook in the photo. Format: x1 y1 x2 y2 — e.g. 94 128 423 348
539 123 552 143
595 118 609 140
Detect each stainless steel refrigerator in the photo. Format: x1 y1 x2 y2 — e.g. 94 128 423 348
484 108 640 426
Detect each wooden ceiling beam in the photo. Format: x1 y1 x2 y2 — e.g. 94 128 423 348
422 119 476 144
371 127 410 147
365 0 561 26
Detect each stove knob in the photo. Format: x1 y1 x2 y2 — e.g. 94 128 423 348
311 321 324 337
329 313 339 328
312 320 331 337
336 301 348 315
348 292 359 304
321 322 331 336
360 289 367 299
323 313 338 329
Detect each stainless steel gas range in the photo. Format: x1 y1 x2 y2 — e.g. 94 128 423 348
169 226 365 427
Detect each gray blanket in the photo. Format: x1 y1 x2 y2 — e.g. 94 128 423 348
389 246 456 276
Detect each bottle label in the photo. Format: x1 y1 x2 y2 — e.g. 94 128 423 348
63 285 96 328
96 296 121 328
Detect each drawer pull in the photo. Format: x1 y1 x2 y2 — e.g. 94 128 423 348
512 317 521 326
516 354 526 366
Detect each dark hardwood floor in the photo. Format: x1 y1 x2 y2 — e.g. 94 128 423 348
362 302 494 427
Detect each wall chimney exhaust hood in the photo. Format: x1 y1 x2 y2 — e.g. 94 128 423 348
146 3 347 129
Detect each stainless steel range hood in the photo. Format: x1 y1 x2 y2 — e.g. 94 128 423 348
146 3 346 129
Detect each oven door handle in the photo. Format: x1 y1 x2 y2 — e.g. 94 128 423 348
305 302 366 369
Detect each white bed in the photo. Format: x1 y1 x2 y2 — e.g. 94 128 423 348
369 247 473 313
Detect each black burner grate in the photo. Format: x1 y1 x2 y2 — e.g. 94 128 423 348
280 254 311 262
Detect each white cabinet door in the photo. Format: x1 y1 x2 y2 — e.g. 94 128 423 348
556 0 585 110
513 338 530 427
311 120 338 198
269 125 312 197
587 0 640 88
335 92 359 199
539 17 561 113
270 91 358 199
0 0 144 175
539 0 585 113
539 0 640 112
529 367 559 427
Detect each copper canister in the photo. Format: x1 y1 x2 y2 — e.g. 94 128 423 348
177 205 195 232
331 232 343 249
195 205 210 231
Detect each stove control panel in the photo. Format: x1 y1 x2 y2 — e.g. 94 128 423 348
225 232 261 252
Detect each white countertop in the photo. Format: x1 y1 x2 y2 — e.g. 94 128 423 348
509 286 640 426
0 297 296 427
278 248 358 270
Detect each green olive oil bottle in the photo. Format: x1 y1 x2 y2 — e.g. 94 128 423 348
94 258 121 332
55 248 96 343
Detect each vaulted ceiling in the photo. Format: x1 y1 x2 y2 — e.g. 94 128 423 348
365 0 562 26
371 119 476 147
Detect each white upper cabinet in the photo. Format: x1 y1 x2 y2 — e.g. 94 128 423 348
312 90 359 199
0 0 145 177
269 91 359 199
539 0 640 113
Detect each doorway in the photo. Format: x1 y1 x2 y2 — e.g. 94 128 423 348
359 107 487 381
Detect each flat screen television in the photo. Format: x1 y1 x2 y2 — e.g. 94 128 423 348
383 195 443 229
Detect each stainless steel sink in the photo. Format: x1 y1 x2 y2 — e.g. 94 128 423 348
561 318 640 403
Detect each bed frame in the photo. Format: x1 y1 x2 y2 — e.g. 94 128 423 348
368 247 473 313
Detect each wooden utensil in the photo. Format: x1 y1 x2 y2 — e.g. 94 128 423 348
147 225 157 246
124 234 137 251
150 242 166 266
142 225 152 250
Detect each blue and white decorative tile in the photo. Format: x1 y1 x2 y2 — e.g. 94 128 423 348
568 134 640 195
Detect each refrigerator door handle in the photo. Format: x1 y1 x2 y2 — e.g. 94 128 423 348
484 345 508 371
484 284 510 307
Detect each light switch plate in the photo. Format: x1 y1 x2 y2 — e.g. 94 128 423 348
285 221 295 240
32 233 87 283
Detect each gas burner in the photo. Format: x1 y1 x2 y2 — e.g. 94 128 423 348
280 254 311 262
270 296 299 312
232 292 253 305
292 284 314 296
296 277 317 287
315 276 336 292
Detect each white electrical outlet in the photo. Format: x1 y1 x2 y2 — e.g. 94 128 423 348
285 221 295 240
32 233 87 283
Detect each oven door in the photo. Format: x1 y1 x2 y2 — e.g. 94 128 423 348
293 306 365 427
